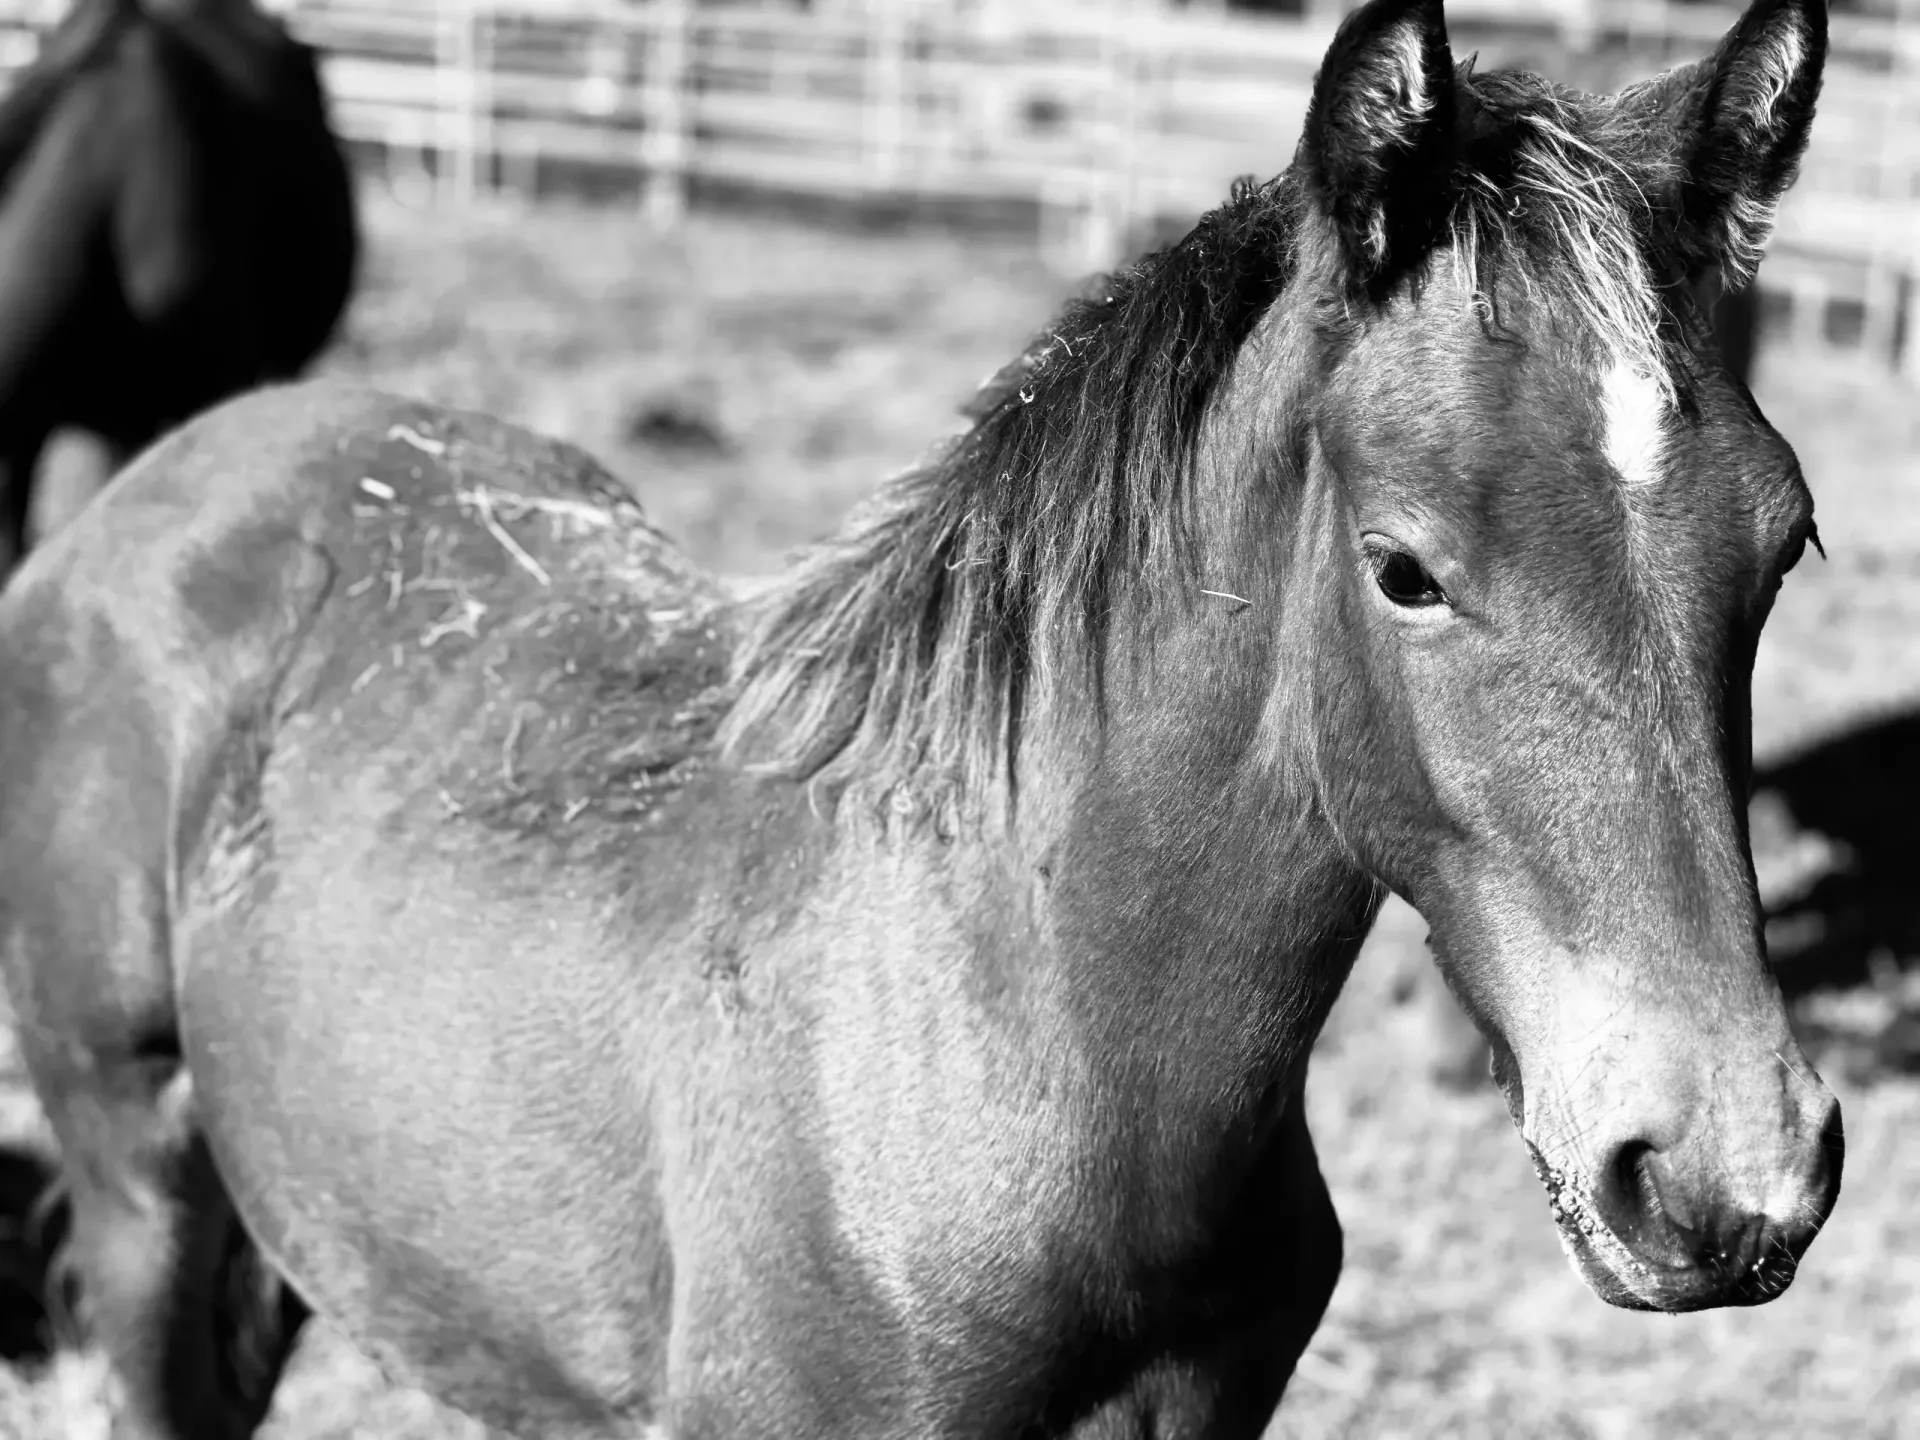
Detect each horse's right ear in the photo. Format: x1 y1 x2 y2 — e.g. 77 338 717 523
1297 0 1456 284
1615 0 1828 288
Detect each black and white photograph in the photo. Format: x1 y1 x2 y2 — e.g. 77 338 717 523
0 0 1910 1435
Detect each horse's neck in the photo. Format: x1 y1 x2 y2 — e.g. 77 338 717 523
0 0 126 194
1044 366 1376 1112
27 0 129 78
1035 729 1375 1108
828 667 1379 1174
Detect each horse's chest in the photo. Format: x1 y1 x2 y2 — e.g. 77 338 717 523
808 950 1103 1338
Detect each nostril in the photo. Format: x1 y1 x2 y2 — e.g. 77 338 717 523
1814 1101 1845 1205
1595 1141 1774 1278
1772 1096 1845 1268
1596 1140 1711 1268
1609 1141 1654 1225
1599 1141 1660 1246
1622 1143 1667 1229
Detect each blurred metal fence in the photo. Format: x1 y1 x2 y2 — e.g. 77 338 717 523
0 0 1913 379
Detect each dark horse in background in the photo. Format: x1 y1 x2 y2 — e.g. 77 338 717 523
0 0 356 572
0 0 1841 1436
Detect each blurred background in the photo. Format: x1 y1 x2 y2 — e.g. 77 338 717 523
0 0 1914 1435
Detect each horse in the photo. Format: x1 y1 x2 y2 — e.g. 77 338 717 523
0 0 1844 1435
0 0 357 573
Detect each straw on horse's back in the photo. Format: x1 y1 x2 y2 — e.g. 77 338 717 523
3 382 724 848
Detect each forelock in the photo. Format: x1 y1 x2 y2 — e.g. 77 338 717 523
1444 71 1677 410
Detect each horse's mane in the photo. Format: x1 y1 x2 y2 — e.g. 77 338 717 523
720 66 1678 798
0 0 137 191
720 174 1305 796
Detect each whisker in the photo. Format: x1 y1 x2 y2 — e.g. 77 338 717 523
1774 1048 1820 1094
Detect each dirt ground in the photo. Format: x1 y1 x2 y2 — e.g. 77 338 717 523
2 186 1916 1439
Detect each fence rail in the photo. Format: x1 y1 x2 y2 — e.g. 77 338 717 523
1 0 1914 377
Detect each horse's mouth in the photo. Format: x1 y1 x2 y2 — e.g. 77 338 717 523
1552 1214 1802 1312
1527 1144 1805 1313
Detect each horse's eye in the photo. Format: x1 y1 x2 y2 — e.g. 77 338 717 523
1779 534 1806 577
1776 522 1822 582
1370 546 1448 608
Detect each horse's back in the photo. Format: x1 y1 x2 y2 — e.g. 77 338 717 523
2 380 729 1432
0 376 725 969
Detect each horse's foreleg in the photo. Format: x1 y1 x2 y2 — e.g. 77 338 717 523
1253 1094 1344 1406
50 1052 204 1440
11 859 301 1439
54 1070 305 1440
1061 1096 1347 1439
0 432 47 578
162 1128 309 1437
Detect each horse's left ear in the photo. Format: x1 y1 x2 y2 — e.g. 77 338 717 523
1617 0 1828 287
1297 0 1456 284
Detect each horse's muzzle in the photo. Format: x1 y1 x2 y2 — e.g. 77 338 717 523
1541 1084 1845 1313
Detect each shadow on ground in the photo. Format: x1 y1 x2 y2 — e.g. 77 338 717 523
1753 706 1920 1079
0 1146 59 1365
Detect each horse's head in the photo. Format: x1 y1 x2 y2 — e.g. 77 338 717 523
1265 0 1839 1311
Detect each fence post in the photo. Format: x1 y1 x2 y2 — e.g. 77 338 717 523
867 1 908 187
1786 269 1829 357
643 0 692 228
1114 1 1145 265
1895 270 1917 383
1861 256 1902 372
437 0 481 205
1901 0 1919 385
1080 0 1144 274
1561 0 1600 57
472 3 495 198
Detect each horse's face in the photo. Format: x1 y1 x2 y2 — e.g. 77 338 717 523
1283 0 1840 1311
1309 264 1832 1312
